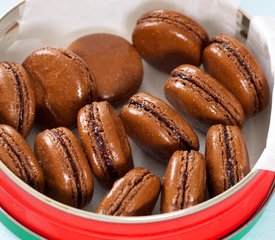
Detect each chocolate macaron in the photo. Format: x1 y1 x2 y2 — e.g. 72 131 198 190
35 127 94 208
161 150 206 213
120 92 199 161
202 34 269 116
132 10 209 72
165 64 245 132
96 167 161 216
23 47 97 128
205 124 250 197
68 33 143 105
0 62 35 137
0 124 44 192
78 101 134 189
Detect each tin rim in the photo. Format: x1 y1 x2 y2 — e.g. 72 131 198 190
1 175 274 239
0 161 269 223
0 0 25 30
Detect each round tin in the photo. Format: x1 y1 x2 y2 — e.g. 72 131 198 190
0 1 275 239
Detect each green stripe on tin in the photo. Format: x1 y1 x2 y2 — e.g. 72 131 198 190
0 209 40 240
229 211 264 240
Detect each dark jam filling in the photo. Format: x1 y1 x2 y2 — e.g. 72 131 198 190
0 130 33 186
129 99 191 151
171 72 238 125
89 107 118 186
51 130 82 208
180 152 190 209
223 126 236 188
4 63 24 133
213 40 260 112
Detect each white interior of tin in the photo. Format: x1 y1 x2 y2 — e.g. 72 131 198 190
0 0 24 52
0 0 274 219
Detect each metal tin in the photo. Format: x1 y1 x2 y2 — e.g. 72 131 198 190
0 0 24 52
0 1 275 239
1 159 274 239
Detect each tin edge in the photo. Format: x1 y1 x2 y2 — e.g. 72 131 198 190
0 161 263 224
0 0 25 22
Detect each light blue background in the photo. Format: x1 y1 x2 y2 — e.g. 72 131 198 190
241 0 275 17
0 0 274 239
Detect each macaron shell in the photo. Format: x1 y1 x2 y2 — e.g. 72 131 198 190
96 167 161 216
120 92 199 161
185 152 206 206
161 150 206 213
202 34 269 116
95 102 133 176
205 126 227 195
23 47 97 128
77 102 133 188
34 127 94 208
0 62 35 137
68 33 143 104
165 64 245 132
132 10 209 72
120 104 177 159
226 125 250 180
0 124 44 192
205 124 250 197
120 172 160 216
35 132 75 205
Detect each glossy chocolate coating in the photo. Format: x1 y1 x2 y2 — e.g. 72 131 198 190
203 34 269 116
205 124 250 197
0 62 35 137
120 92 199 161
165 64 245 132
96 167 161 216
23 47 97 128
161 150 206 213
132 9 209 72
35 127 93 208
0 124 44 192
68 33 143 105
78 102 133 189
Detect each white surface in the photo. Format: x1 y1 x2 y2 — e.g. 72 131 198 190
246 16 275 171
0 0 240 62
